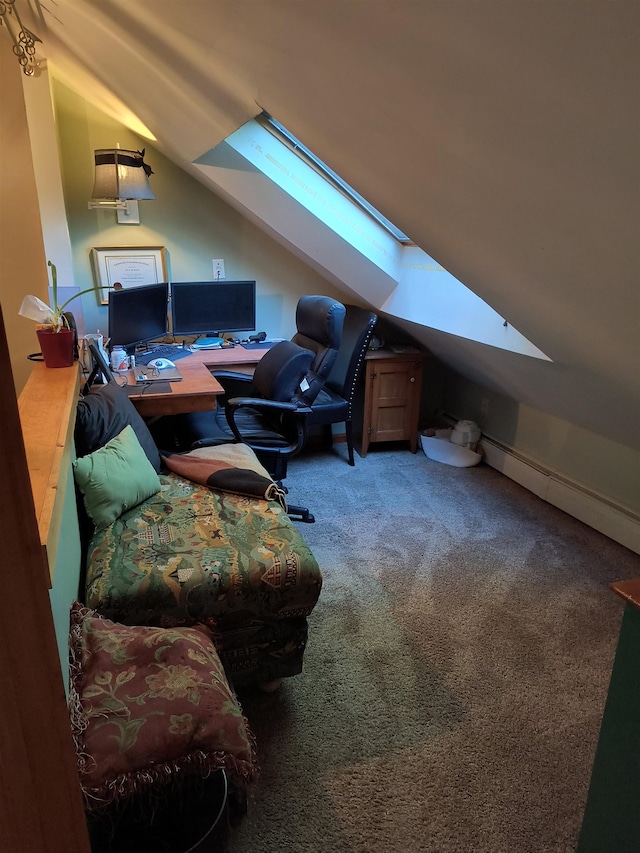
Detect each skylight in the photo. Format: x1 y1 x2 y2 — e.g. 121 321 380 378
257 112 411 244
194 116 551 361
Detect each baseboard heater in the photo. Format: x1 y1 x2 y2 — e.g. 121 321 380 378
478 435 640 556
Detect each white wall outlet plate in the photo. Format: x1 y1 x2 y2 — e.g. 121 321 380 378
212 259 225 279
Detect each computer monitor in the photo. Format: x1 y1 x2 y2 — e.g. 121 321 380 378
108 282 169 354
170 280 256 337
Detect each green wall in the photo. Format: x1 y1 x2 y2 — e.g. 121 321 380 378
52 80 344 340
48 464 82 693
444 369 640 516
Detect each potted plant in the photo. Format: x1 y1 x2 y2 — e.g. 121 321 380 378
22 261 110 368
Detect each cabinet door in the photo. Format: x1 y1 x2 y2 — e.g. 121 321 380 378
369 358 422 449
370 361 411 443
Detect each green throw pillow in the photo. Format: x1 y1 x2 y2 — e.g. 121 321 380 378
73 425 161 531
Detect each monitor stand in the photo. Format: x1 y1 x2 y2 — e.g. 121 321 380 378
192 336 224 349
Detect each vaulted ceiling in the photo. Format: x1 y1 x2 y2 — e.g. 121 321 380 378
20 0 640 451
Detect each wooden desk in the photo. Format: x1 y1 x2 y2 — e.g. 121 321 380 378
125 346 265 418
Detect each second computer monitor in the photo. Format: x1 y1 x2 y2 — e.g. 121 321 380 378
171 280 256 337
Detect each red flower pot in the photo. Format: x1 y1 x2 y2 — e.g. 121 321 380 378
36 327 75 368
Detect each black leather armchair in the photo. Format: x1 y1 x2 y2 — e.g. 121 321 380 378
178 295 346 522
305 304 378 465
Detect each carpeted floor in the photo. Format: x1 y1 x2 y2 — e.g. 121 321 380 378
227 444 640 853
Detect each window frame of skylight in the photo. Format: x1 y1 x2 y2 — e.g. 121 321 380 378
257 112 411 244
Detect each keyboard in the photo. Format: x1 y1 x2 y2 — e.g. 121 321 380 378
134 345 193 365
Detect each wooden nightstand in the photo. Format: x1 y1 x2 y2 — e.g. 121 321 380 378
358 348 426 457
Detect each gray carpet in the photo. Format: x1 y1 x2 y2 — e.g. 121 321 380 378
228 444 640 853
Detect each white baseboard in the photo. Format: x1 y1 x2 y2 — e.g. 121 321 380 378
480 437 640 555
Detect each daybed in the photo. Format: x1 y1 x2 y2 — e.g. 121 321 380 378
73 380 323 689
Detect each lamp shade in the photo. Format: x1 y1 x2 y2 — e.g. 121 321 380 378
91 148 155 201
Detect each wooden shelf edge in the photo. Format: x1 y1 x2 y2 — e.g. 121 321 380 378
18 363 80 586
610 579 640 610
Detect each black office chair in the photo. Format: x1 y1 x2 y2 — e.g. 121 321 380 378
305 304 378 465
178 296 346 522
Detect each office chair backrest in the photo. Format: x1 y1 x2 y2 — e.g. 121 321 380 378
252 339 315 402
291 295 345 403
292 296 345 369
326 305 378 401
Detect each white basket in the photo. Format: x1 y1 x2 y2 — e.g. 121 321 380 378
420 432 481 468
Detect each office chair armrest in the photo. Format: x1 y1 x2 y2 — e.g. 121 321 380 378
227 397 312 415
225 397 311 456
211 370 253 383
211 370 254 402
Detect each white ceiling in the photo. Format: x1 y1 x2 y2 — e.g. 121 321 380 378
22 0 640 450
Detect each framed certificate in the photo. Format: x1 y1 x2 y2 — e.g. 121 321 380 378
90 246 167 303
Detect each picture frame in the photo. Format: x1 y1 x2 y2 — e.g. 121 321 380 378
90 246 167 304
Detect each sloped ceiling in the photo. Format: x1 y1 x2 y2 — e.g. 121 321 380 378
22 0 640 450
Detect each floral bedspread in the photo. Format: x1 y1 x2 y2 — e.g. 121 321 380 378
84 472 322 685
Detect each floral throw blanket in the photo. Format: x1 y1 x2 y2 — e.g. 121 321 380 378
162 443 287 509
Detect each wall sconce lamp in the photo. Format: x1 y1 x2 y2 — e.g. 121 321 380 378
88 148 155 225
0 0 41 76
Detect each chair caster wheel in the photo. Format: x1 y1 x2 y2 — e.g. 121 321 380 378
287 504 315 523
294 510 315 523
